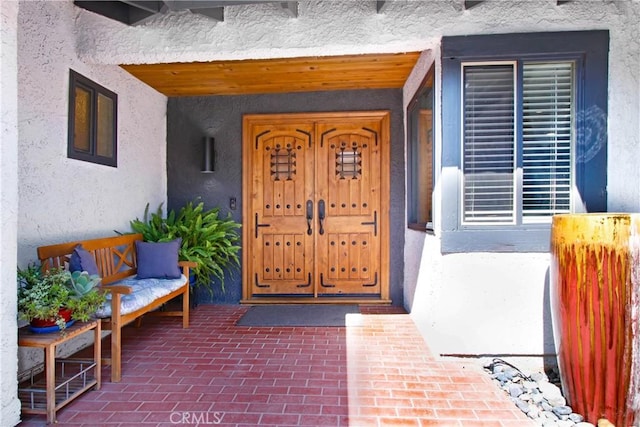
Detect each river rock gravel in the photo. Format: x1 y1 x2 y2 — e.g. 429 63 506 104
483 358 596 427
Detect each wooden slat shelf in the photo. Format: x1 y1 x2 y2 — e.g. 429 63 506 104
18 320 101 424
19 359 98 414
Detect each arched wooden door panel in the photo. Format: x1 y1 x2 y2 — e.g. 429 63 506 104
242 112 390 303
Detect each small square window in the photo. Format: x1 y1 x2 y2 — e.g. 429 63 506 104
68 70 117 167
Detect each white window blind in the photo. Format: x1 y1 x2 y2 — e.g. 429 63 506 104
522 62 573 221
462 61 574 225
462 64 516 224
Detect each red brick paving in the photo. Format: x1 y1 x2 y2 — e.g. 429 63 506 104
346 313 533 427
18 304 531 426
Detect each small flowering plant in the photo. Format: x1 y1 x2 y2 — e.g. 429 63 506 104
17 264 106 331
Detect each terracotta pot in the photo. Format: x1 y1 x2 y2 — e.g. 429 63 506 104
550 213 640 426
29 308 73 328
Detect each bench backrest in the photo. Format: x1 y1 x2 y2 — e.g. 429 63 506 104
37 233 143 285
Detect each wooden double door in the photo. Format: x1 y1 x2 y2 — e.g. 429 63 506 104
242 112 390 303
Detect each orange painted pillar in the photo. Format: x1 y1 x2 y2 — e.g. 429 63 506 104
550 213 640 426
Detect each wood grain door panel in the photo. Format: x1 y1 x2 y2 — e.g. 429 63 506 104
243 112 390 302
250 123 314 295
316 122 382 295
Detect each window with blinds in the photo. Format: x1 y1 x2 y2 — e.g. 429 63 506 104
522 62 573 221
461 61 574 225
462 63 516 224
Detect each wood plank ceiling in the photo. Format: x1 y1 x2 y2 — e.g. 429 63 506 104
77 0 576 97
121 52 422 97
74 1 422 96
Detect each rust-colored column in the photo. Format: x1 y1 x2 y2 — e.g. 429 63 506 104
551 213 640 426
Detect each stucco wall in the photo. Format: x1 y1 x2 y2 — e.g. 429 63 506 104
407 234 555 357
17 0 168 265
1 1 22 425
167 90 405 305
3 4 636 412
399 1 639 363
71 0 639 360
14 0 168 391
75 0 640 212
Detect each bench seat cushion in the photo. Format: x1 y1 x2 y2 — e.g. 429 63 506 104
95 275 187 318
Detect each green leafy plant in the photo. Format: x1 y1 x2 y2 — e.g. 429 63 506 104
129 200 241 296
17 265 106 331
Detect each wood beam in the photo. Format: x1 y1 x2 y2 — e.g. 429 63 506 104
279 1 298 18
74 1 131 25
191 7 224 21
121 0 163 13
464 0 484 9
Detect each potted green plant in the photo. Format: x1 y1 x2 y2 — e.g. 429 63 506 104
17 265 106 332
129 199 241 298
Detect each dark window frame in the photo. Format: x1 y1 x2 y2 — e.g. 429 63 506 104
68 69 118 167
407 66 435 232
440 30 609 253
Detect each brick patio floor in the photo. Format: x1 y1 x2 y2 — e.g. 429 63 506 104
18 304 532 426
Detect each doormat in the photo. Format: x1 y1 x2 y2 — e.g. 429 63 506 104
236 304 360 327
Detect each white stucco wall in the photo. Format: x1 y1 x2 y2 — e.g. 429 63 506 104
0 1 23 425
73 0 639 213
10 0 168 408
17 0 168 266
398 0 640 364
407 236 554 356
72 0 639 360
2 4 638 422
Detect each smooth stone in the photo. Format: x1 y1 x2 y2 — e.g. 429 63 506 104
569 413 585 423
504 368 519 380
532 393 545 403
493 372 509 383
539 381 563 399
544 411 560 421
514 398 529 412
483 362 589 427
552 405 573 417
548 395 567 407
527 406 541 419
509 384 524 397
531 372 547 382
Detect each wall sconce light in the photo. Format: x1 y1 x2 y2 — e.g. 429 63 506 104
202 136 215 173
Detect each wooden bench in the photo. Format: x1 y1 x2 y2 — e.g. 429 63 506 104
37 233 194 382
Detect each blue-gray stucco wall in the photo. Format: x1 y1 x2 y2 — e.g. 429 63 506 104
167 89 405 306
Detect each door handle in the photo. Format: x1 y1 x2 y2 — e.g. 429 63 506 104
306 200 313 235
318 199 325 235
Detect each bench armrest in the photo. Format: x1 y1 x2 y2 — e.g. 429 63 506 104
179 261 197 278
100 284 133 295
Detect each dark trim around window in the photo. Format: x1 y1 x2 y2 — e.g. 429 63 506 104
68 70 118 167
440 30 609 253
407 67 435 232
